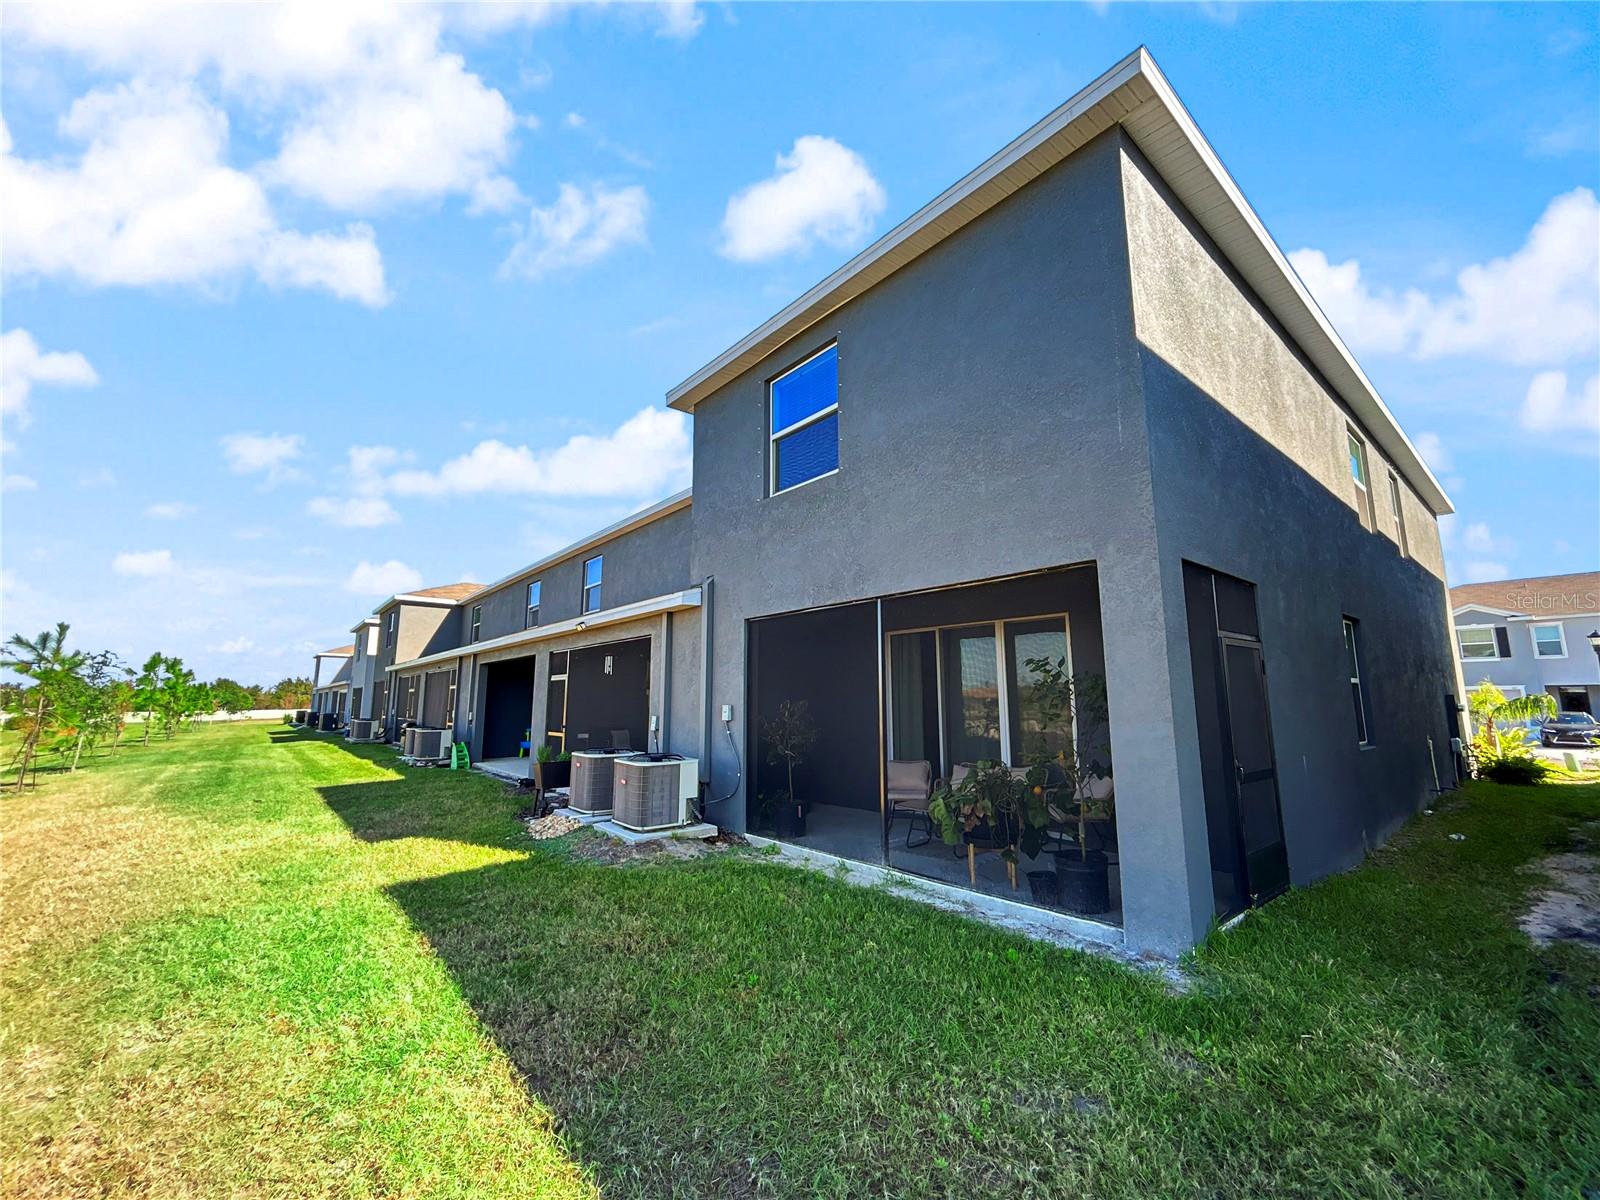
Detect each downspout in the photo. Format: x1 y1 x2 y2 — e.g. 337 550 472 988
876 598 887 860
660 612 672 755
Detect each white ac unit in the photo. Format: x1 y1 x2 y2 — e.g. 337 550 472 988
568 749 633 814
346 718 382 743
612 754 699 832
399 727 417 756
410 728 449 762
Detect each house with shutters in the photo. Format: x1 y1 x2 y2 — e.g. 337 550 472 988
1451 571 1600 717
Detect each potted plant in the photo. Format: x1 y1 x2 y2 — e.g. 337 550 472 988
761 700 817 838
1022 660 1114 915
532 741 571 794
927 761 1050 887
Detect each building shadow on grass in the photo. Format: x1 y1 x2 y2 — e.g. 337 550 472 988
317 769 535 851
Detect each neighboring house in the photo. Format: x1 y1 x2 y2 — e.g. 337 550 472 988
309 646 353 719
347 617 380 720
1451 572 1600 720
353 49 1462 957
366 583 481 737
390 491 698 766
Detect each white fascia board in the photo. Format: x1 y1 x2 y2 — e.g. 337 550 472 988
388 587 702 674
664 47 1451 516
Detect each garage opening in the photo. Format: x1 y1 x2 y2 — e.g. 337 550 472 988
556 637 652 753
480 656 538 760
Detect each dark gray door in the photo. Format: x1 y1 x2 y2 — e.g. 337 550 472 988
1219 637 1289 903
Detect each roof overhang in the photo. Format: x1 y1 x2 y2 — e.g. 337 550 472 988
388 587 702 674
457 489 692 606
664 47 1451 516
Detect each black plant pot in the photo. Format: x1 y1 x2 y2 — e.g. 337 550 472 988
1055 850 1110 915
1025 870 1060 907
534 759 571 792
775 802 807 839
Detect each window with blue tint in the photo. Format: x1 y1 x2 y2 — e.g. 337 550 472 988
770 344 839 494
582 556 603 614
526 580 542 628
775 412 840 493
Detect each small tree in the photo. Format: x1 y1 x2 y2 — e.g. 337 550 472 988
2 623 86 788
760 700 818 811
1467 680 1555 754
1020 660 1112 863
133 653 170 744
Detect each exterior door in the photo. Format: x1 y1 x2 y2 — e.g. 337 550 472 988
1219 637 1289 903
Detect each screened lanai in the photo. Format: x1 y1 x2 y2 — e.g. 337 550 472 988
746 563 1122 925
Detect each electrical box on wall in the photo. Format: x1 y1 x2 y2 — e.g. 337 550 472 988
721 704 733 722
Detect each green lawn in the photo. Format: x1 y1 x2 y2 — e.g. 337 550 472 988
2 723 1596 1198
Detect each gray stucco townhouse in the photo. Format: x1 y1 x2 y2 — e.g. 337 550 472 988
362 48 1461 957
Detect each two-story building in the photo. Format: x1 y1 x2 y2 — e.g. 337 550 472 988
346 617 381 721
366 583 480 737
1451 572 1600 717
309 645 352 721
355 49 1461 957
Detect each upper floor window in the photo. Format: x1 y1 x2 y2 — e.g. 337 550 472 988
1531 623 1567 659
1387 470 1409 558
526 580 542 628
1343 617 1373 746
1346 427 1373 528
469 605 482 643
582 556 603 614
385 610 397 648
1457 625 1508 660
770 344 839 495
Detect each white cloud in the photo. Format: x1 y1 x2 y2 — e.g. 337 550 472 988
1519 370 1600 441
145 501 196 519
266 52 520 213
344 559 423 596
386 407 691 498
213 636 254 654
307 444 406 527
3 473 39 493
1 82 388 306
501 182 650 278
113 549 175 577
307 494 400 528
1 328 99 428
719 135 886 262
1289 188 1599 366
1462 522 1499 554
221 431 305 485
1412 431 1453 474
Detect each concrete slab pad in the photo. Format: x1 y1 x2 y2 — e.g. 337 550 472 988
593 820 719 844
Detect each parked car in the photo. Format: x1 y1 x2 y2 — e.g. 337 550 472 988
1540 712 1600 748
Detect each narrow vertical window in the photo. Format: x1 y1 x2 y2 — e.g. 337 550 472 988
1387 470 1409 558
1347 428 1373 529
582 556 603 614
386 610 397 648
469 605 482 643
526 580 542 628
769 344 840 494
1344 617 1372 746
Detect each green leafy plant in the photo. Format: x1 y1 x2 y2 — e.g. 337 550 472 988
1021 661 1112 861
1467 679 1556 755
927 761 1050 864
761 700 817 813
1470 726 1551 784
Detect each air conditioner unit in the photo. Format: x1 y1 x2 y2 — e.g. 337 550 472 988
612 754 699 832
317 711 341 732
294 709 309 725
399 727 416 756
410 727 450 763
346 718 382 743
568 748 633 814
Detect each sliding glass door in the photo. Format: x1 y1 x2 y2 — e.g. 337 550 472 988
941 625 1001 765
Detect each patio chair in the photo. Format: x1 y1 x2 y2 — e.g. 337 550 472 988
1046 773 1116 858
886 759 935 848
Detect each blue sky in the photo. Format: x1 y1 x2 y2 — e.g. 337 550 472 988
2 2 1597 686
